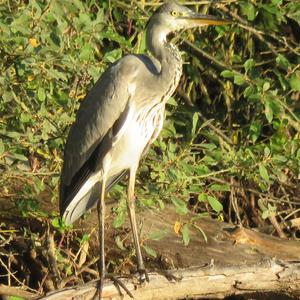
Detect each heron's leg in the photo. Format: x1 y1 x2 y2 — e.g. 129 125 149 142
95 173 134 300
127 167 149 282
97 177 107 295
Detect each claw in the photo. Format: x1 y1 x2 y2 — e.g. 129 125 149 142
95 273 134 299
138 268 149 283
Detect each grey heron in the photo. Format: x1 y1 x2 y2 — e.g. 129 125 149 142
60 1 229 295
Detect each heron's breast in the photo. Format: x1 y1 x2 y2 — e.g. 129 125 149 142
108 102 163 176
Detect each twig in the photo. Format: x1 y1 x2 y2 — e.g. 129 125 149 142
268 215 287 239
0 284 37 299
46 230 61 289
219 6 300 56
0 258 38 294
192 166 236 179
183 40 232 71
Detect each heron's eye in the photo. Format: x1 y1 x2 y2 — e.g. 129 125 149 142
171 11 180 17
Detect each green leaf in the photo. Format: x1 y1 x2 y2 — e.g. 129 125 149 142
276 54 290 70
0 139 4 155
265 99 273 123
262 82 270 92
142 245 157 258
115 235 125 250
199 143 217 150
8 296 26 300
113 211 126 228
262 210 269 220
209 183 230 192
259 165 269 182
46 68 68 81
167 96 178 106
79 44 94 61
220 70 234 78
234 74 245 85
149 230 168 241
240 2 256 21
264 147 270 158
286 3 300 22
12 153 28 161
198 193 207 202
2 91 13 102
182 224 190 246
273 154 287 163
52 217 61 229
273 70 288 91
171 198 188 215
207 196 223 213
192 113 198 135
37 87 46 101
289 71 300 91
243 86 256 98
103 49 122 63
20 113 32 123
249 121 262 143
53 217 69 232
81 234 89 243
244 58 255 72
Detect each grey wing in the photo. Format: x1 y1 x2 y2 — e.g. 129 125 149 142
60 55 139 216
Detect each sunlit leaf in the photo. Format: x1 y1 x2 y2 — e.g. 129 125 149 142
37 87 46 102
174 221 181 235
209 184 230 192
259 165 270 182
142 245 157 258
207 196 223 213
182 224 190 246
113 212 126 228
289 71 300 91
244 58 255 72
240 2 256 21
0 139 4 155
115 235 125 250
192 113 198 135
276 54 290 70
149 230 168 241
234 74 245 86
265 99 273 123
220 70 234 78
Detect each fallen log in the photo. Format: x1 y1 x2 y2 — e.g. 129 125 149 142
36 206 300 299
37 258 300 300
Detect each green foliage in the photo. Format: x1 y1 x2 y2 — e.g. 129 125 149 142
0 0 299 259
182 223 190 246
142 245 157 258
8 296 25 300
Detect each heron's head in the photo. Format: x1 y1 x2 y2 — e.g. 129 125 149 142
147 2 230 43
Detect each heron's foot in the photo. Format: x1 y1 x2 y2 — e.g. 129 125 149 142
137 268 149 283
95 273 134 299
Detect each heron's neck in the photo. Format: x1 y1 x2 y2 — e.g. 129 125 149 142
147 29 183 90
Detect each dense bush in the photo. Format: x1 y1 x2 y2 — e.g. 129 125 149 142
0 0 299 294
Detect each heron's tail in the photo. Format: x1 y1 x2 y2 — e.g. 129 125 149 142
60 170 127 225
62 172 102 225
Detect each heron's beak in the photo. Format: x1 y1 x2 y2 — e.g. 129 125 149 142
186 12 231 26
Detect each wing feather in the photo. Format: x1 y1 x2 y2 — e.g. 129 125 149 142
60 55 139 215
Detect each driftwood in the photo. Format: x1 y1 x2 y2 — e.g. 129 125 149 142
1 206 300 299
